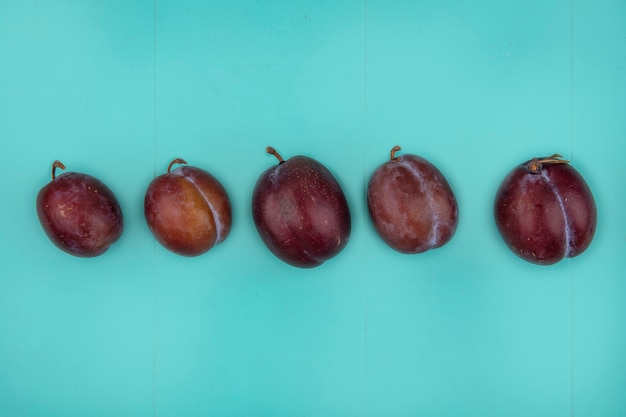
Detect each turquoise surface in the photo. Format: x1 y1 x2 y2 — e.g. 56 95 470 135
1 1 625 415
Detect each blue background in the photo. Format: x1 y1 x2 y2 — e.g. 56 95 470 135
1 1 625 415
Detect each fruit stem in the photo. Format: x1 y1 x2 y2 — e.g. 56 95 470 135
527 154 570 173
52 160 66 180
266 146 285 164
167 158 187 173
390 145 402 161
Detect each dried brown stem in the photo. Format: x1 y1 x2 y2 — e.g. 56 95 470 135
390 145 402 161
167 158 187 173
527 154 570 173
52 160 66 180
266 146 285 164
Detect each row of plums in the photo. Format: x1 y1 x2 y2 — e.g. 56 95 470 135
36 146 597 267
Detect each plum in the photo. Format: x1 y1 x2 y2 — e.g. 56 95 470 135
252 147 351 268
367 146 458 254
36 160 124 257
144 158 232 257
494 154 597 265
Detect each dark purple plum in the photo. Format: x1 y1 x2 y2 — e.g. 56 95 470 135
494 154 597 265
144 158 232 257
252 147 351 268
367 146 458 254
36 161 124 257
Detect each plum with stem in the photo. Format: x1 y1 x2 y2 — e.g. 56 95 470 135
494 154 597 265
144 158 232 257
36 160 124 257
252 147 351 268
367 146 458 254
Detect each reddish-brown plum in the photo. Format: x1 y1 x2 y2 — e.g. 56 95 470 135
367 146 458 254
36 161 124 257
144 158 232 257
252 147 351 268
494 154 597 265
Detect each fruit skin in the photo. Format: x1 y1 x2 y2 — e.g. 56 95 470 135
144 159 232 257
252 147 351 268
494 155 597 265
36 161 124 257
367 146 458 254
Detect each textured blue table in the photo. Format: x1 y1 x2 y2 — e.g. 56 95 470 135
0 1 624 415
